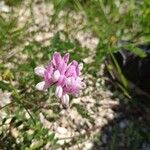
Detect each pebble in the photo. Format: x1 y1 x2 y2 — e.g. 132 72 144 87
56 127 68 135
0 90 11 107
119 119 129 129
5 118 12 124
142 142 150 150
11 128 19 138
0 1 10 13
102 134 107 144
107 113 115 120
84 142 93 150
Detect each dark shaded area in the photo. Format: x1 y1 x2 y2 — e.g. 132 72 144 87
92 44 150 150
105 44 150 100
92 100 150 150
116 44 150 94
0 132 21 150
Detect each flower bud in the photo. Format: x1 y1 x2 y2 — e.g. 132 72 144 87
61 94 69 106
55 86 63 98
34 67 45 77
35 81 46 91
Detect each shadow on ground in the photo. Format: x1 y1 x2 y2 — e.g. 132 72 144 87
92 95 150 150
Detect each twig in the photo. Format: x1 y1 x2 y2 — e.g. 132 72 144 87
23 105 36 125
0 101 15 110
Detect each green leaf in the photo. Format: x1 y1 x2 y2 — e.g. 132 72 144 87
29 139 44 150
72 103 92 120
0 81 12 91
52 137 59 145
48 133 55 141
124 45 147 58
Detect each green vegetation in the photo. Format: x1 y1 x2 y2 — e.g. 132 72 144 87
0 0 149 149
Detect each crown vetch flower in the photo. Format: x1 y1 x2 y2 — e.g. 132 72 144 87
34 52 85 106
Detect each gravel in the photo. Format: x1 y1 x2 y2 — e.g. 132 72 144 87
0 1 149 149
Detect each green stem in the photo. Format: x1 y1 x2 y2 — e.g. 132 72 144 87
11 84 36 125
108 47 131 98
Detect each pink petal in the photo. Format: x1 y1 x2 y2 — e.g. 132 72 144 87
52 52 62 67
66 78 72 86
58 61 67 75
76 63 83 76
66 61 77 69
44 64 54 81
65 65 76 77
63 53 70 63
55 86 63 98
65 60 79 77
70 77 75 85
72 60 78 67
57 75 66 86
34 66 45 77
47 63 54 75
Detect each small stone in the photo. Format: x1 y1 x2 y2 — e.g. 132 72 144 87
72 98 80 103
39 113 45 123
5 118 12 124
16 137 23 143
18 124 24 130
25 112 30 119
108 126 112 132
119 120 129 129
84 142 93 150
56 127 67 135
11 128 19 138
0 90 11 107
107 113 114 120
0 1 10 13
27 129 34 135
142 142 150 150
102 134 107 144
44 142 51 150
30 139 44 149
81 129 86 134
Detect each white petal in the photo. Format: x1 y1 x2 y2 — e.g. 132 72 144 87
34 67 45 77
52 70 60 82
55 86 63 98
35 81 46 91
79 63 83 71
61 94 69 106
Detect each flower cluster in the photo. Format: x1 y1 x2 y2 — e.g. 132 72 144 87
34 52 86 106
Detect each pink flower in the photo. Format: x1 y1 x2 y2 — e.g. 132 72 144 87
35 52 85 106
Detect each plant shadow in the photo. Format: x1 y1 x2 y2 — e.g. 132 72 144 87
92 92 150 150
